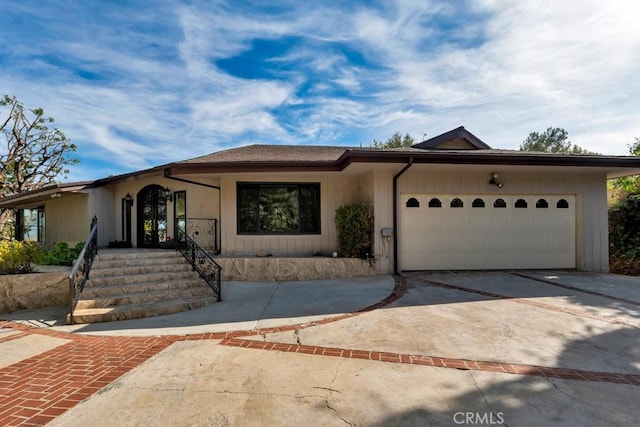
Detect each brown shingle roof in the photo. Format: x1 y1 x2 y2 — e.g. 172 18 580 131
180 144 349 164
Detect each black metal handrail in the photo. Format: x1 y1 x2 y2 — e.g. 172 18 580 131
177 235 222 301
68 216 98 324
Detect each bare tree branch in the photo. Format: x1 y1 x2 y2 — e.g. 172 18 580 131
0 95 78 236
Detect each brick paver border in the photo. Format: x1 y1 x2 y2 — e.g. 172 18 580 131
1 272 639 426
218 338 640 386
0 322 179 426
0 275 406 426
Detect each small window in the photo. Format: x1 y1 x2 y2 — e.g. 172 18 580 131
406 197 420 208
493 198 506 208
472 198 485 208
557 199 569 209
16 206 45 243
536 199 549 209
515 199 528 208
450 198 464 208
428 198 442 208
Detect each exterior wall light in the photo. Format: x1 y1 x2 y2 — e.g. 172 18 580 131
489 173 504 188
124 193 134 206
164 187 173 202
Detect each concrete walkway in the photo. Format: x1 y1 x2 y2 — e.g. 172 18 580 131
1 272 639 426
3 276 394 336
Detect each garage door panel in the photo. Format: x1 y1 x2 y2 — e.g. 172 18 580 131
400 194 576 270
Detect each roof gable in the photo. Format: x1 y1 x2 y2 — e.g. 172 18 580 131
413 126 491 150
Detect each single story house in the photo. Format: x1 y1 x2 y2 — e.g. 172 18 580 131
2 126 639 275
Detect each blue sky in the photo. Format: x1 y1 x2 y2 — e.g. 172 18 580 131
1 0 639 181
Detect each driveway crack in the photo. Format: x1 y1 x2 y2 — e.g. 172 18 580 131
544 376 577 401
468 371 505 425
324 359 355 426
255 281 281 330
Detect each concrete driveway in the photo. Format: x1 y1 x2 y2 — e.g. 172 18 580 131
1 271 639 426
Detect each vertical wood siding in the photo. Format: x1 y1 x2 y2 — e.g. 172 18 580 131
45 194 90 248
395 167 609 272
220 173 362 256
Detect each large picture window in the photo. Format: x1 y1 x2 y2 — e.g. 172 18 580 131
237 183 320 234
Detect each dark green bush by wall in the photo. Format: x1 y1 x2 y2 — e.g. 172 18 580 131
609 194 640 258
335 202 374 258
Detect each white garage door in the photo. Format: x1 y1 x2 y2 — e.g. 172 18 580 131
399 194 576 270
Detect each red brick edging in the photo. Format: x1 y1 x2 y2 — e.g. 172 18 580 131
1 272 638 426
219 338 640 387
175 274 407 341
0 275 407 426
0 323 179 426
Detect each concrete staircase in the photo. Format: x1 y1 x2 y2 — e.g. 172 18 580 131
67 250 217 324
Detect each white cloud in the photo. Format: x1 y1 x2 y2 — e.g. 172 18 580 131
344 0 640 153
2 0 639 185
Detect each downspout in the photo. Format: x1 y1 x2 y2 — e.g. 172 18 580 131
392 158 414 275
163 171 222 254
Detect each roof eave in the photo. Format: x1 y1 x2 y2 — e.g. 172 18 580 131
339 150 640 168
0 182 94 208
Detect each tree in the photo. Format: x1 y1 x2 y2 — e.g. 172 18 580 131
610 137 640 198
0 95 78 237
519 127 596 154
371 132 415 149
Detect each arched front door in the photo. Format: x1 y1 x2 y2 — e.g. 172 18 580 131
137 185 168 248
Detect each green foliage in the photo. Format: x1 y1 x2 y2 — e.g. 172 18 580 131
609 137 640 196
371 132 415 149
0 240 37 274
0 240 84 273
34 242 84 266
609 194 640 258
519 127 597 154
335 202 374 258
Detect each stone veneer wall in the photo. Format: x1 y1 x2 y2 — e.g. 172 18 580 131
216 257 377 282
0 271 69 314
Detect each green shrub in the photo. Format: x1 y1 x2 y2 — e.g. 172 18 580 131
609 194 640 258
335 202 374 258
0 240 36 274
38 242 84 266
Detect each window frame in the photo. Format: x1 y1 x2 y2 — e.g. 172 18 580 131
16 206 45 243
237 182 321 235
493 198 507 208
536 199 549 209
406 197 420 208
472 198 485 208
515 199 528 208
450 197 464 208
428 198 442 208
174 190 187 242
